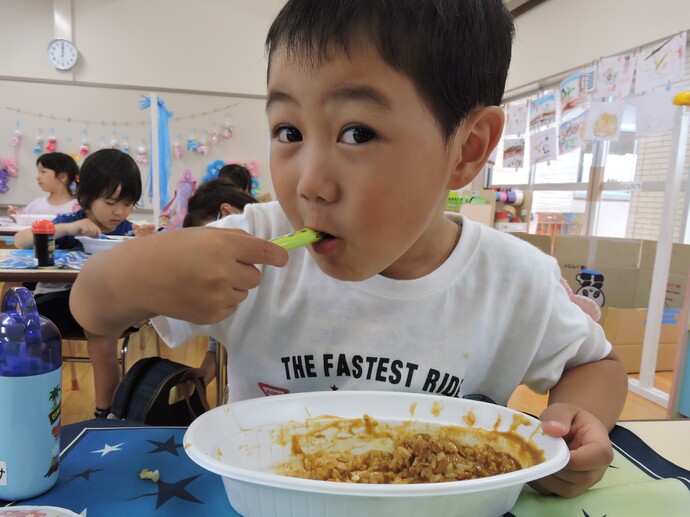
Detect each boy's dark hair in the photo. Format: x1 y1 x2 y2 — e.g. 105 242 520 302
183 179 258 228
77 149 142 210
36 152 79 187
217 164 253 193
265 0 514 141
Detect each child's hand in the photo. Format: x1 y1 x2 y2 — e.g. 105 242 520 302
72 226 290 336
64 219 103 239
529 403 614 497
133 223 156 237
7 205 20 220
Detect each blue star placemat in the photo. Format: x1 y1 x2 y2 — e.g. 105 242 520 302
4 424 689 516
0 250 89 270
16 427 236 516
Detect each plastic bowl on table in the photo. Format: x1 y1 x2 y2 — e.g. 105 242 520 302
0 507 81 517
184 390 569 517
75 235 130 254
14 214 55 226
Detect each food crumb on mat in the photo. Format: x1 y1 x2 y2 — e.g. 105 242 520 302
139 468 160 483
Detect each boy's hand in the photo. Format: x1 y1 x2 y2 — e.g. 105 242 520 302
132 223 157 237
530 403 614 498
7 205 19 219
62 219 103 238
72 226 290 337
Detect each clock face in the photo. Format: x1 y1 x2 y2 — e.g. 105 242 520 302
47 39 78 70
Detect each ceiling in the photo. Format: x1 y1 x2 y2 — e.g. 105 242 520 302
224 0 547 21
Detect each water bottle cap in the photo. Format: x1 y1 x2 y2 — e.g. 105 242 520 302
0 288 61 377
32 219 56 234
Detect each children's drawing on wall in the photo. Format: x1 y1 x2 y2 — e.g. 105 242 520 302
575 269 606 308
529 92 557 131
633 85 686 138
502 138 525 169
558 112 587 155
635 31 686 94
595 53 635 100
505 101 528 136
560 68 594 118
585 100 625 141
530 128 556 165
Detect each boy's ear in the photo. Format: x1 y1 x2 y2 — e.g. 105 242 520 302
447 106 505 190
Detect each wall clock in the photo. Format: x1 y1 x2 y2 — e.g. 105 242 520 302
47 38 78 70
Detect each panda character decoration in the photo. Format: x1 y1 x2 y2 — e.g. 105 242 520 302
575 269 605 308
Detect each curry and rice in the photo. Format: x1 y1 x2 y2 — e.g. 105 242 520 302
273 414 545 484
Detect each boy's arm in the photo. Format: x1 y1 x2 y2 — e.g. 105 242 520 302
531 350 628 497
13 227 34 249
13 220 103 249
547 350 627 430
70 226 288 338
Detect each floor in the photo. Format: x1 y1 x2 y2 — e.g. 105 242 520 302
60 324 675 425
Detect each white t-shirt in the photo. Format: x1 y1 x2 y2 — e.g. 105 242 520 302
21 196 78 216
153 201 611 405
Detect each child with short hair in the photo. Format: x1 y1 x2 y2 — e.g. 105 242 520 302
15 148 155 416
182 178 259 387
182 178 258 228
217 163 253 194
8 152 79 219
71 0 627 497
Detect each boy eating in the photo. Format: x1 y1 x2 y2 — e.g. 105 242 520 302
71 0 627 497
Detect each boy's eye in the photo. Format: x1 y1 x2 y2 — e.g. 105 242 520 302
275 126 303 143
340 126 376 145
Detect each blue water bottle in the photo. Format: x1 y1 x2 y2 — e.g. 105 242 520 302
0 287 62 500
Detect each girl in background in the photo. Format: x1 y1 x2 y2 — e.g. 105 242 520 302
8 152 79 219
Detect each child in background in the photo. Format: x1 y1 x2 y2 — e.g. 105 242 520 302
183 178 258 228
8 152 79 219
182 178 258 388
217 163 253 193
15 148 156 417
71 0 627 497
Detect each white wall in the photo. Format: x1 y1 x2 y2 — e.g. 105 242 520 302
2 0 274 94
507 0 690 93
0 0 278 208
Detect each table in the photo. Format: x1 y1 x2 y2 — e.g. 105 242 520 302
0 224 29 237
0 249 80 282
618 419 690 468
1 418 687 516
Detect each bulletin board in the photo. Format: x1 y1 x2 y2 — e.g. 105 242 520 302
0 79 272 217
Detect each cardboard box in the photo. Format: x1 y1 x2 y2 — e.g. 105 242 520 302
636 240 690 309
612 341 678 373
600 307 683 373
599 307 682 345
515 233 552 255
551 235 690 373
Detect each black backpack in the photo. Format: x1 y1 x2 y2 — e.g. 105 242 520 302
111 357 210 426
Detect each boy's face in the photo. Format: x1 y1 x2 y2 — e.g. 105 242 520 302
267 42 463 281
88 185 135 233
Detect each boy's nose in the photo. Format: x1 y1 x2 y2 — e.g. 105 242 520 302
296 151 338 203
